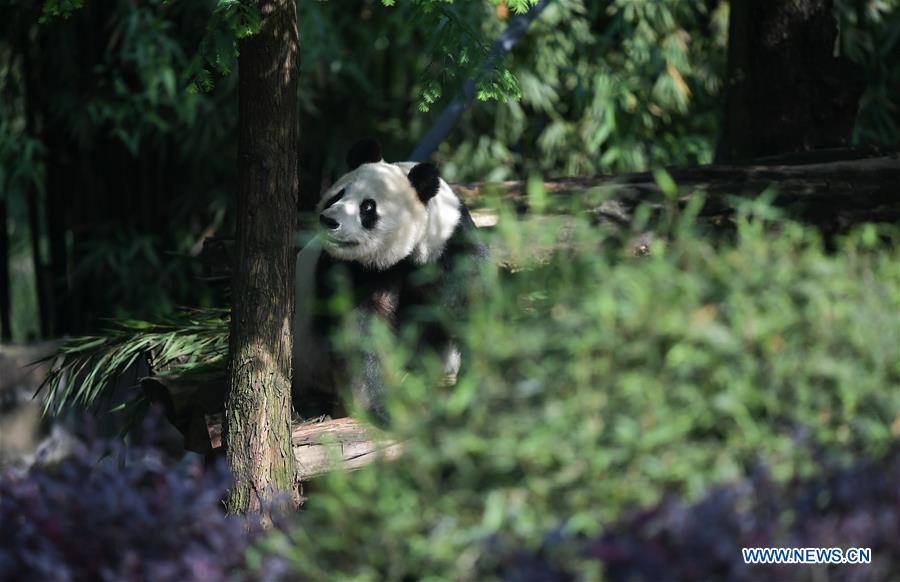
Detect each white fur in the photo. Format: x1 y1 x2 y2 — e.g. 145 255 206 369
393 162 463 264
293 237 328 386
317 162 429 271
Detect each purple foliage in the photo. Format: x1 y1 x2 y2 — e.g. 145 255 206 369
3 419 897 582
502 451 900 581
0 441 279 582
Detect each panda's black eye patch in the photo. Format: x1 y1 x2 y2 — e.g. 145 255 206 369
322 189 345 210
360 199 378 229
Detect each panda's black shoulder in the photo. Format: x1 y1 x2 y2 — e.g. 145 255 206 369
314 251 411 302
439 200 489 272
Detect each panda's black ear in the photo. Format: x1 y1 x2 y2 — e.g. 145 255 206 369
408 162 441 203
346 138 383 170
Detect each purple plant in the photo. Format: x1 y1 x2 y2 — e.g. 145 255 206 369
497 450 900 581
0 439 282 582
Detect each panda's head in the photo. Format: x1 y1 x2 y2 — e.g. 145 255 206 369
317 139 441 270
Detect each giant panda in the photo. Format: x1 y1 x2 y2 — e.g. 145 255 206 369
292 139 487 423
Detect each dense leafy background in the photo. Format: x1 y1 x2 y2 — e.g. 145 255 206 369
1 1 899 579
1 0 898 337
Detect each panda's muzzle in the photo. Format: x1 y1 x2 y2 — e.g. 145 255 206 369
319 214 340 230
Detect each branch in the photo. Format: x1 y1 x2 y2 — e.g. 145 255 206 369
409 0 551 161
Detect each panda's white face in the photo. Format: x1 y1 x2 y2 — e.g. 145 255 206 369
317 162 428 270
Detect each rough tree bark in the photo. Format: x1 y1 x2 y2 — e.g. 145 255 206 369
720 0 865 162
226 0 301 514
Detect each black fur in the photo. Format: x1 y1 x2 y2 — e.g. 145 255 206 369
346 138 382 170
298 252 415 422
360 199 378 230
321 188 345 210
407 163 441 203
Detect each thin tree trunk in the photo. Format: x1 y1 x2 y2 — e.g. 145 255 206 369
22 90 49 339
719 0 864 162
225 0 301 514
44 159 70 337
26 190 50 339
0 195 10 341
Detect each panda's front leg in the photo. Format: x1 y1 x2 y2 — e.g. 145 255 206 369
442 342 461 386
354 350 389 425
348 309 391 426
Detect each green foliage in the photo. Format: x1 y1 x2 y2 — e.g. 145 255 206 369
411 4 515 112
187 0 534 110
39 0 82 22
836 0 900 146
35 191 899 576
188 0 260 92
378 0 538 112
39 309 229 417
69 227 224 322
437 0 730 181
72 2 212 151
10 0 897 341
0 0 238 336
266 210 899 580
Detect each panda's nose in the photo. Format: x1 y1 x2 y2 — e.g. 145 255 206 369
319 214 339 230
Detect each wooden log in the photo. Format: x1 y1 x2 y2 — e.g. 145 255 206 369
449 154 900 244
0 342 61 461
0 341 60 399
141 373 226 455
450 153 900 230
205 413 401 481
143 374 402 480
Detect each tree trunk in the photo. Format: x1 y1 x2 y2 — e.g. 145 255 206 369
25 189 49 339
0 195 10 341
720 0 864 162
20 44 50 340
225 0 301 514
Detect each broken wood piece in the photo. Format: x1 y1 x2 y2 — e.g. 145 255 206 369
141 373 226 455
204 413 402 481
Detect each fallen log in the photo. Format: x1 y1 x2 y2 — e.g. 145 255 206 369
0 341 60 399
451 152 900 230
0 341 60 463
141 377 400 480
206 413 401 481
141 373 226 455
